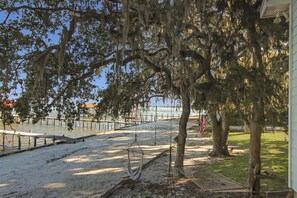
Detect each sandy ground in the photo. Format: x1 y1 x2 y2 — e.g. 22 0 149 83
0 120 185 198
0 119 291 198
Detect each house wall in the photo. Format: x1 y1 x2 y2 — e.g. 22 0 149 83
290 0 297 192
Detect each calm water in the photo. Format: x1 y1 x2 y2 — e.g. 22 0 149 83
1 106 199 153
0 119 120 153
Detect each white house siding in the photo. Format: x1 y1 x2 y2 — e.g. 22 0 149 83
290 0 297 193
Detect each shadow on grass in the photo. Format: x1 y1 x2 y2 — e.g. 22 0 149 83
211 131 288 191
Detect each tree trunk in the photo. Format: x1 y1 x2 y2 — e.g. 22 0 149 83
247 99 264 192
174 86 190 167
208 109 230 157
209 110 222 156
244 8 265 192
221 110 230 156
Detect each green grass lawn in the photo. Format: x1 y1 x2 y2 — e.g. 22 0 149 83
210 131 288 191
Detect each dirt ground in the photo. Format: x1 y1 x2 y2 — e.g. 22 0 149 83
109 150 291 198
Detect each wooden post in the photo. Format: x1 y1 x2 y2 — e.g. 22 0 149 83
18 133 21 150
99 121 100 130
12 131 15 148
44 133 47 145
2 133 5 151
46 118 49 125
34 136 37 147
28 130 31 146
82 120 84 128
53 135 56 145
90 121 92 129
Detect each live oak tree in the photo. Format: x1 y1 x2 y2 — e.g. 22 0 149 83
191 1 242 157
103 0 212 167
193 1 288 191
1 0 112 124
0 0 213 167
227 0 288 192
0 0 288 192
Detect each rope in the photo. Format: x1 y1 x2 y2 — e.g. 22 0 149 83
167 11 176 190
167 98 175 194
154 98 157 145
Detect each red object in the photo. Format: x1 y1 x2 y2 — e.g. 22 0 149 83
199 117 207 135
1 100 15 108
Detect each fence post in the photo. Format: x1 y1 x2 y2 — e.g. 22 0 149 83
44 133 47 145
53 135 56 144
18 133 21 150
28 130 31 146
12 131 15 148
33 136 37 147
2 133 5 151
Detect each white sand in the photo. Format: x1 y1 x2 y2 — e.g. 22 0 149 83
0 120 185 198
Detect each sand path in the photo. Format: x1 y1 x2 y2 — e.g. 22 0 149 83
0 120 182 198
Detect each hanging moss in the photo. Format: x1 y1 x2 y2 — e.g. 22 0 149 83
122 0 130 44
33 51 50 97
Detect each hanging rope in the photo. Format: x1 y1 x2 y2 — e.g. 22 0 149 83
154 97 157 145
167 97 175 194
167 4 176 191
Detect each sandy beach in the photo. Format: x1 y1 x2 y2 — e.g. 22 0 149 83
0 120 187 198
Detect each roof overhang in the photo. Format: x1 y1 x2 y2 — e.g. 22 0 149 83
260 0 290 18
